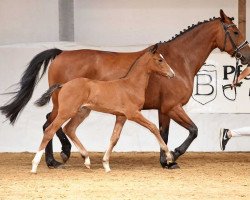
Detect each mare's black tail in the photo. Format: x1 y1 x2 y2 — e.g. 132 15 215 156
35 84 62 107
0 48 63 124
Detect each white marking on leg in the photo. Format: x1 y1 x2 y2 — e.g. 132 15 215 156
166 151 173 163
31 150 44 173
160 144 173 163
73 142 91 169
103 150 111 172
84 156 91 169
103 160 111 173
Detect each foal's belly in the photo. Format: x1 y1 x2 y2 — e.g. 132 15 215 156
81 81 129 116
81 104 124 116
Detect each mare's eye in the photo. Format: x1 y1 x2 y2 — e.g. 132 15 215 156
159 59 163 62
234 31 239 35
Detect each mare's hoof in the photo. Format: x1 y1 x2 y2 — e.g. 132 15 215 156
61 145 71 162
162 162 180 170
60 151 69 163
47 159 64 169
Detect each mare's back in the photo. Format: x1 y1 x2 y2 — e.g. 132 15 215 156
49 49 146 84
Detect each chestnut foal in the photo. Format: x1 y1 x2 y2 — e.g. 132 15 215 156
32 46 175 173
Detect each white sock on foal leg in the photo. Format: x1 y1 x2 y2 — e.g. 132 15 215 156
31 150 44 173
73 143 91 169
103 151 111 172
102 160 111 173
84 156 91 169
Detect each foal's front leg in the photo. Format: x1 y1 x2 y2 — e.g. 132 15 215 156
129 111 173 164
102 115 126 172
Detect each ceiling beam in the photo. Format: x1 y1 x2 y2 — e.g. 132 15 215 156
238 0 246 39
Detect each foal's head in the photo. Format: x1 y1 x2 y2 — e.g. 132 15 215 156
146 44 175 78
216 9 250 65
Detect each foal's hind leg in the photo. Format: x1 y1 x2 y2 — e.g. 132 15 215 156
103 115 126 172
63 108 91 169
129 111 173 163
31 116 68 173
43 90 72 168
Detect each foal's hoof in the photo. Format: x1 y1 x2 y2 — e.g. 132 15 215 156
103 161 111 173
162 162 180 170
46 159 64 169
60 151 69 163
84 156 91 169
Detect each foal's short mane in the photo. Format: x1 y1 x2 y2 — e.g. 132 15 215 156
158 16 234 44
119 52 149 79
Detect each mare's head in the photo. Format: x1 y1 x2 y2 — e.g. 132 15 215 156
146 44 175 78
216 9 250 65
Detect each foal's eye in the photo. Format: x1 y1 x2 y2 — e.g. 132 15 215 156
159 59 163 62
234 31 239 35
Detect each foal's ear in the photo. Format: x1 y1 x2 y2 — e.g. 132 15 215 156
220 9 229 22
150 44 158 54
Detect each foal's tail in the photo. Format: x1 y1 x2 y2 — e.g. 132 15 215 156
0 48 62 124
35 84 62 107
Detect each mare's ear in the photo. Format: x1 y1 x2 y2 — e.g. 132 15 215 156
150 44 158 54
220 9 229 22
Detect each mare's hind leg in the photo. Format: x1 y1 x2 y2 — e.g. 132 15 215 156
128 111 173 164
167 105 198 162
57 128 72 163
31 115 68 173
63 108 91 168
43 112 71 168
102 115 126 172
158 112 179 169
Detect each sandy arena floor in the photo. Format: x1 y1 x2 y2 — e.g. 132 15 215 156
0 152 249 200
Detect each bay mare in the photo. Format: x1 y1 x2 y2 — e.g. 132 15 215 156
31 46 175 173
1 10 250 169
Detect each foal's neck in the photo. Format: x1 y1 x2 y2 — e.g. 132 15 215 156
124 54 153 90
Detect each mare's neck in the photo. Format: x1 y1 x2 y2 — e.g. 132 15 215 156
162 20 220 76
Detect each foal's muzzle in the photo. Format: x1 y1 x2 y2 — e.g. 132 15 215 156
167 67 175 78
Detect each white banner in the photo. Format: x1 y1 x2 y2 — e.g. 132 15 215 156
186 52 250 113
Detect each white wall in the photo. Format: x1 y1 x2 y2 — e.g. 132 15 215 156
0 0 59 45
74 0 239 46
0 0 248 46
0 1 249 152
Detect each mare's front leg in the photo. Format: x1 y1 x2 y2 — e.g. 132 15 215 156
43 113 71 168
102 115 126 172
158 112 179 169
167 105 198 162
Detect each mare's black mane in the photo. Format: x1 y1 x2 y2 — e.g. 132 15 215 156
158 16 234 44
